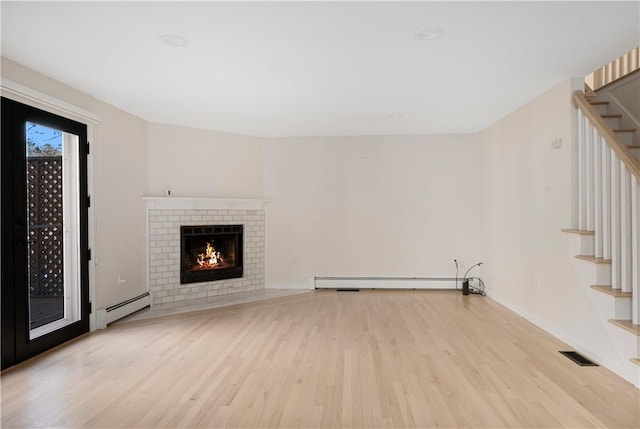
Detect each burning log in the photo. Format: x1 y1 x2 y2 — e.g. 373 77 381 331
196 242 225 268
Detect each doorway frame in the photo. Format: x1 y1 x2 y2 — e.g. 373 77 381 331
1 85 99 369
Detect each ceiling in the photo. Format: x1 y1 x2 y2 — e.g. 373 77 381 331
1 1 639 138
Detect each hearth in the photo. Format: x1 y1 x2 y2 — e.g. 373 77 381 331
180 225 243 284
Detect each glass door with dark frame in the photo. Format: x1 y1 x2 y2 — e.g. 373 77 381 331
2 97 90 369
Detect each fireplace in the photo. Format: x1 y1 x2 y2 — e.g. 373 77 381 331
180 225 243 284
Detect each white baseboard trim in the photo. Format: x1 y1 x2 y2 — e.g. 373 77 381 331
486 290 638 387
96 292 152 329
314 276 458 290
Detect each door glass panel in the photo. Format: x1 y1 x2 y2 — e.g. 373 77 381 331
26 122 81 339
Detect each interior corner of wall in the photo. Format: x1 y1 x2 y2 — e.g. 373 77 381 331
568 76 585 92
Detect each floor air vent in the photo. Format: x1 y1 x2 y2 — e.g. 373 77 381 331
336 289 360 292
559 351 599 366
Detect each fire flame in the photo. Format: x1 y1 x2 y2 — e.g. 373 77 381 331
196 242 224 268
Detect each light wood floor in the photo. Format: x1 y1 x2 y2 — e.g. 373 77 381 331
1 290 639 428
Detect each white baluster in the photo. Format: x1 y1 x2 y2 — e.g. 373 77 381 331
594 130 603 258
632 178 639 324
601 136 611 259
578 110 586 230
586 124 595 231
611 154 621 290
621 168 632 293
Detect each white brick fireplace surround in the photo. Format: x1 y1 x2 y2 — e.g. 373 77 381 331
143 197 268 305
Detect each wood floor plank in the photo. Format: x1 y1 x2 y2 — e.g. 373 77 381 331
1 290 638 428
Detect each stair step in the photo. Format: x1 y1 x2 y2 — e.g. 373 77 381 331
632 358 640 366
589 100 609 114
615 130 635 146
602 116 621 128
601 114 623 119
561 229 594 235
590 285 632 298
575 255 612 264
609 319 640 336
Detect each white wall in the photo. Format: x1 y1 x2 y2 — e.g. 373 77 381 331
146 125 482 289
147 122 262 198
1 58 148 311
3 58 636 383
478 78 626 370
262 135 481 289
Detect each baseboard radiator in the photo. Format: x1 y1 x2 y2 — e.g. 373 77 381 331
96 292 152 328
314 276 459 290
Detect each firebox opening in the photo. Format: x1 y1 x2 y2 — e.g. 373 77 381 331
180 225 243 284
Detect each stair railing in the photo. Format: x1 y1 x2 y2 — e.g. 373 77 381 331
573 90 640 324
585 47 640 91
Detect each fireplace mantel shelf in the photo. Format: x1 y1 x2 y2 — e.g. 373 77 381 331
142 196 269 210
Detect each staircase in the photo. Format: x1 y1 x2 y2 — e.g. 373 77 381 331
565 80 640 386
585 85 640 160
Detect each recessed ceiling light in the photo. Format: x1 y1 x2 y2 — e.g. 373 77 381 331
415 28 444 41
158 34 189 47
